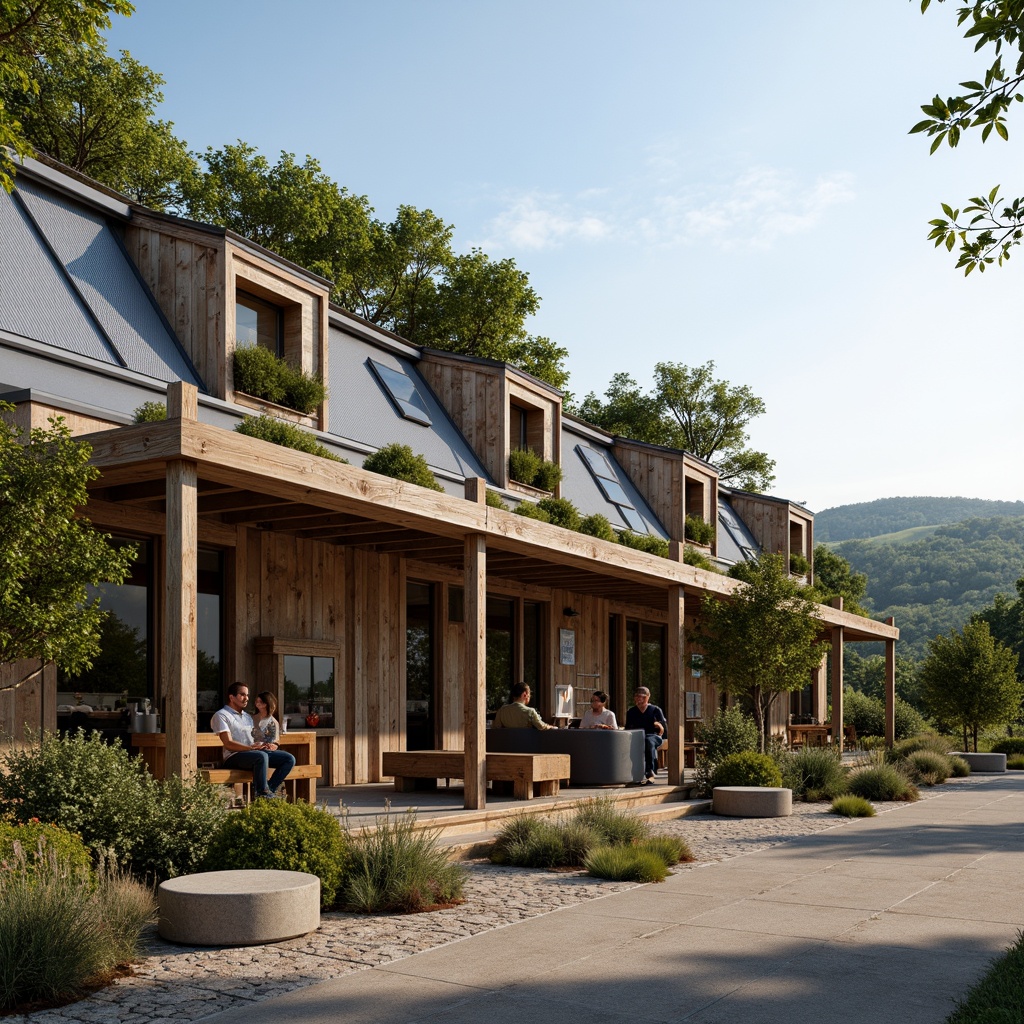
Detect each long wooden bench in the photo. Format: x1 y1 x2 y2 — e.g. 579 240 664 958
382 750 571 800
201 763 322 803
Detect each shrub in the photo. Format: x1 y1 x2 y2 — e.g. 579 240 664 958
991 737 1024 756
485 489 509 510
533 459 563 492
537 496 581 531
894 698 927 741
949 755 972 777
712 751 783 789
831 795 876 818
847 761 919 802
363 443 443 490
203 799 349 909
845 688 926 741
570 798 649 847
579 513 616 541
789 551 811 576
513 500 550 522
233 345 327 414
490 812 544 864
684 514 715 546
508 448 541 485
133 401 166 422
0 820 92 883
618 531 669 558
585 846 667 883
492 818 568 868
786 746 848 800
890 732 954 759
904 749 951 786
341 810 465 913
236 414 345 461
638 834 693 866
684 545 716 570
0 731 150 865
1007 755 1024 770
694 707 759 795
0 845 154 1011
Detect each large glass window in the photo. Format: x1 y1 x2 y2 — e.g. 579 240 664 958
406 581 435 750
195 548 224 728
236 290 282 356
624 619 666 709
283 656 335 729
486 596 515 712
368 359 432 426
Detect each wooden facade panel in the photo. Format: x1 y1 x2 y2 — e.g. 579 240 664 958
0 659 55 749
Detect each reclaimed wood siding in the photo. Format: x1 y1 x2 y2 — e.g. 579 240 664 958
0 659 55 749
730 495 788 556
613 445 684 541
123 224 224 394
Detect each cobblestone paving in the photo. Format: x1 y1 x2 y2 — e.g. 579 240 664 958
15 776 988 1024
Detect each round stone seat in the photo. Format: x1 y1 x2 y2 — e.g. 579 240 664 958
952 752 1007 774
158 869 320 946
712 786 792 818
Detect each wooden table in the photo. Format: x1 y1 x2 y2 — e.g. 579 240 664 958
787 724 831 749
131 732 319 802
382 750 571 800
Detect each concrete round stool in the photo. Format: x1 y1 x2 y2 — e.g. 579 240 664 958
158 869 320 946
713 786 792 818
953 752 1007 773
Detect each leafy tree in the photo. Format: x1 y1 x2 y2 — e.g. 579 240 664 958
843 647 924 711
973 574 1024 677
576 361 775 491
808 544 869 616
0 407 135 671
919 619 1022 750
2 41 194 208
689 553 826 750
0 0 133 191
913 0 1024 273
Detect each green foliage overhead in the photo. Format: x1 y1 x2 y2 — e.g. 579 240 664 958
0 0 134 192
235 415 345 462
919 619 1023 751
914 1 1024 272
575 361 775 491
1 40 193 208
233 345 327 414
690 554 827 750
363 443 443 491
0 408 134 671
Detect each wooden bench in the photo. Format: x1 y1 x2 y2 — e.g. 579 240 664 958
201 763 322 804
382 750 571 800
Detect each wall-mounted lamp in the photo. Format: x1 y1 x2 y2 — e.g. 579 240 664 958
563 607 579 618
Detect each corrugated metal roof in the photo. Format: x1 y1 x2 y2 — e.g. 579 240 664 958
13 179 200 387
561 425 668 538
0 185 120 364
327 326 488 480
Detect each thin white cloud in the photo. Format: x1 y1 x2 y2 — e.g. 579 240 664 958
480 166 856 252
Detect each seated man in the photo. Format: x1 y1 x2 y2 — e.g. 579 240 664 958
491 683 554 730
211 681 295 798
624 686 666 783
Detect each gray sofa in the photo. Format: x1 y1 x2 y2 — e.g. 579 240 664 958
486 727 645 786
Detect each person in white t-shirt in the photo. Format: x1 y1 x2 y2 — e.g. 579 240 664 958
210 681 294 798
579 691 618 730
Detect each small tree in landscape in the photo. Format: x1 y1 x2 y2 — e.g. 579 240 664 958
689 553 826 751
919 620 1022 751
0 407 134 671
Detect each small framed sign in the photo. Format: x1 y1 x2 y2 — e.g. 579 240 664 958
559 628 576 666
685 691 703 720
690 653 704 678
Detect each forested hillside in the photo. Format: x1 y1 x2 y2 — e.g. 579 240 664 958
834 516 1024 659
817 497 1024 542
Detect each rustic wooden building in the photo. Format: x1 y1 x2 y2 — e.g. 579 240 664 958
0 157 899 806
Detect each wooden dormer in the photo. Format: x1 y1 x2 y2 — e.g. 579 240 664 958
417 350 562 492
727 492 814 576
610 439 719 554
123 211 331 428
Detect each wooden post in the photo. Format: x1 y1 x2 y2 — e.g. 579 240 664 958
884 616 896 748
463 534 487 809
464 477 486 504
667 585 685 786
830 597 844 753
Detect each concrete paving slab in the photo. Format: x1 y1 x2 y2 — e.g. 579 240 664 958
747 871 935 912
837 910 1015 954
685 897 869 940
568 888 734 924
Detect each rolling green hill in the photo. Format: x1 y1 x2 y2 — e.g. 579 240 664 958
816 497 1024 543
832 516 1024 660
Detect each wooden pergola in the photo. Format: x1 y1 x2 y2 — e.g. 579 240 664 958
82 383 899 809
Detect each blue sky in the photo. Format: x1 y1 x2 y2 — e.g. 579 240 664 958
105 1 1024 512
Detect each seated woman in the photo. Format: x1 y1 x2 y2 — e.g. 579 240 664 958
579 691 617 730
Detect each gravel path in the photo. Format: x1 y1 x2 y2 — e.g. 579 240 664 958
14 776 988 1024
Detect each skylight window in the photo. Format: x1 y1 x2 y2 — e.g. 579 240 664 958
368 359 432 426
576 444 648 534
